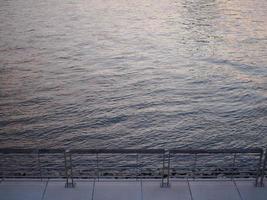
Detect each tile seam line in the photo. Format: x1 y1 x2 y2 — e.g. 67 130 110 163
187 179 194 200
91 178 96 200
233 180 244 200
140 179 143 200
41 179 49 200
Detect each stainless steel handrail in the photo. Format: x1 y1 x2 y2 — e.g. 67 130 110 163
0 148 265 188
260 147 267 186
69 149 166 187
169 148 262 154
168 148 263 187
70 149 165 154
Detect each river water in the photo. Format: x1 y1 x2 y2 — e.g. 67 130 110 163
0 0 266 149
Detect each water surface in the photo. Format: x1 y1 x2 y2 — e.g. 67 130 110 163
0 0 266 149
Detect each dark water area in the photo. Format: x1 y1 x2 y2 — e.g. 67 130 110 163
0 0 266 149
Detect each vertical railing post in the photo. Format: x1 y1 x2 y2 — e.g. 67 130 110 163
159 150 170 187
255 150 263 187
0 152 4 181
167 151 171 187
70 152 74 186
160 150 170 187
136 153 139 180
231 153 236 180
193 153 197 179
64 150 75 188
260 148 267 187
161 151 165 187
37 150 43 181
64 150 68 180
96 153 99 181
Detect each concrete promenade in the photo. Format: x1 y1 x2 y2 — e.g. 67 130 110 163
0 179 266 200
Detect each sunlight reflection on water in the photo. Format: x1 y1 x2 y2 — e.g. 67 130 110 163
0 0 266 149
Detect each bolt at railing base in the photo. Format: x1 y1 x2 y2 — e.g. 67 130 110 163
160 182 170 188
255 182 264 188
65 182 76 188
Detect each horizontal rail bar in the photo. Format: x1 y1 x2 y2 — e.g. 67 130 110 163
0 148 262 154
169 148 263 154
70 149 165 154
0 148 65 154
38 149 65 154
0 149 39 154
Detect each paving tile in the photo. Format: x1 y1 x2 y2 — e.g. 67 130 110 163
189 180 241 200
142 181 191 200
235 181 267 200
1 179 267 200
43 181 93 200
0 181 46 200
93 181 141 200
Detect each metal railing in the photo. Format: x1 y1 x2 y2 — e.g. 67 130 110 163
0 148 66 179
260 148 267 186
168 148 263 187
0 148 266 187
64 149 165 187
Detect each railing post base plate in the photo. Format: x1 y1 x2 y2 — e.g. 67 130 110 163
160 182 170 188
65 182 76 188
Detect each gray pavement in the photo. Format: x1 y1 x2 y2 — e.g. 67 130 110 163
0 179 266 200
